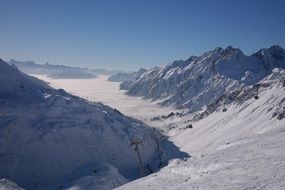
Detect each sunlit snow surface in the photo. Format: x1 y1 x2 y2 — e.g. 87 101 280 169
31 73 285 190
0 179 24 190
32 75 180 128
115 72 285 190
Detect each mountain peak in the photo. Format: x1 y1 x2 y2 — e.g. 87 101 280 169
204 46 244 60
214 47 223 52
254 45 285 61
268 44 284 51
226 45 234 49
0 58 18 73
224 46 243 54
187 55 199 62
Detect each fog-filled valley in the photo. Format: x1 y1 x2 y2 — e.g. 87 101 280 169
1 1 285 189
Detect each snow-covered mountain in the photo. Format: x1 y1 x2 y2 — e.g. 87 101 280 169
7 59 120 79
108 68 148 82
0 179 24 190
193 68 285 121
0 59 180 189
108 72 136 82
117 67 285 190
133 68 148 79
8 59 93 77
2 44 284 190
120 45 285 112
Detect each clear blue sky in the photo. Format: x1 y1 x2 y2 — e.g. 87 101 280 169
0 0 285 70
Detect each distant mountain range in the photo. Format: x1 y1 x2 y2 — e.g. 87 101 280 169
120 45 285 112
7 59 123 79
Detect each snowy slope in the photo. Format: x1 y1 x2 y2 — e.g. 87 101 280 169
108 72 136 82
117 69 285 190
108 68 148 82
0 59 170 190
0 59 50 95
120 45 285 112
0 179 24 190
193 68 285 121
44 163 129 190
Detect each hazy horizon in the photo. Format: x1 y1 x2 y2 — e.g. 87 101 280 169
3 44 285 72
1 0 285 70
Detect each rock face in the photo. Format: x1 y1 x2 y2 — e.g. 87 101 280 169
193 68 285 121
0 59 162 189
120 45 285 112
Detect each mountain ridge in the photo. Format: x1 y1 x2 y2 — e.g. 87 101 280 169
120 45 285 112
